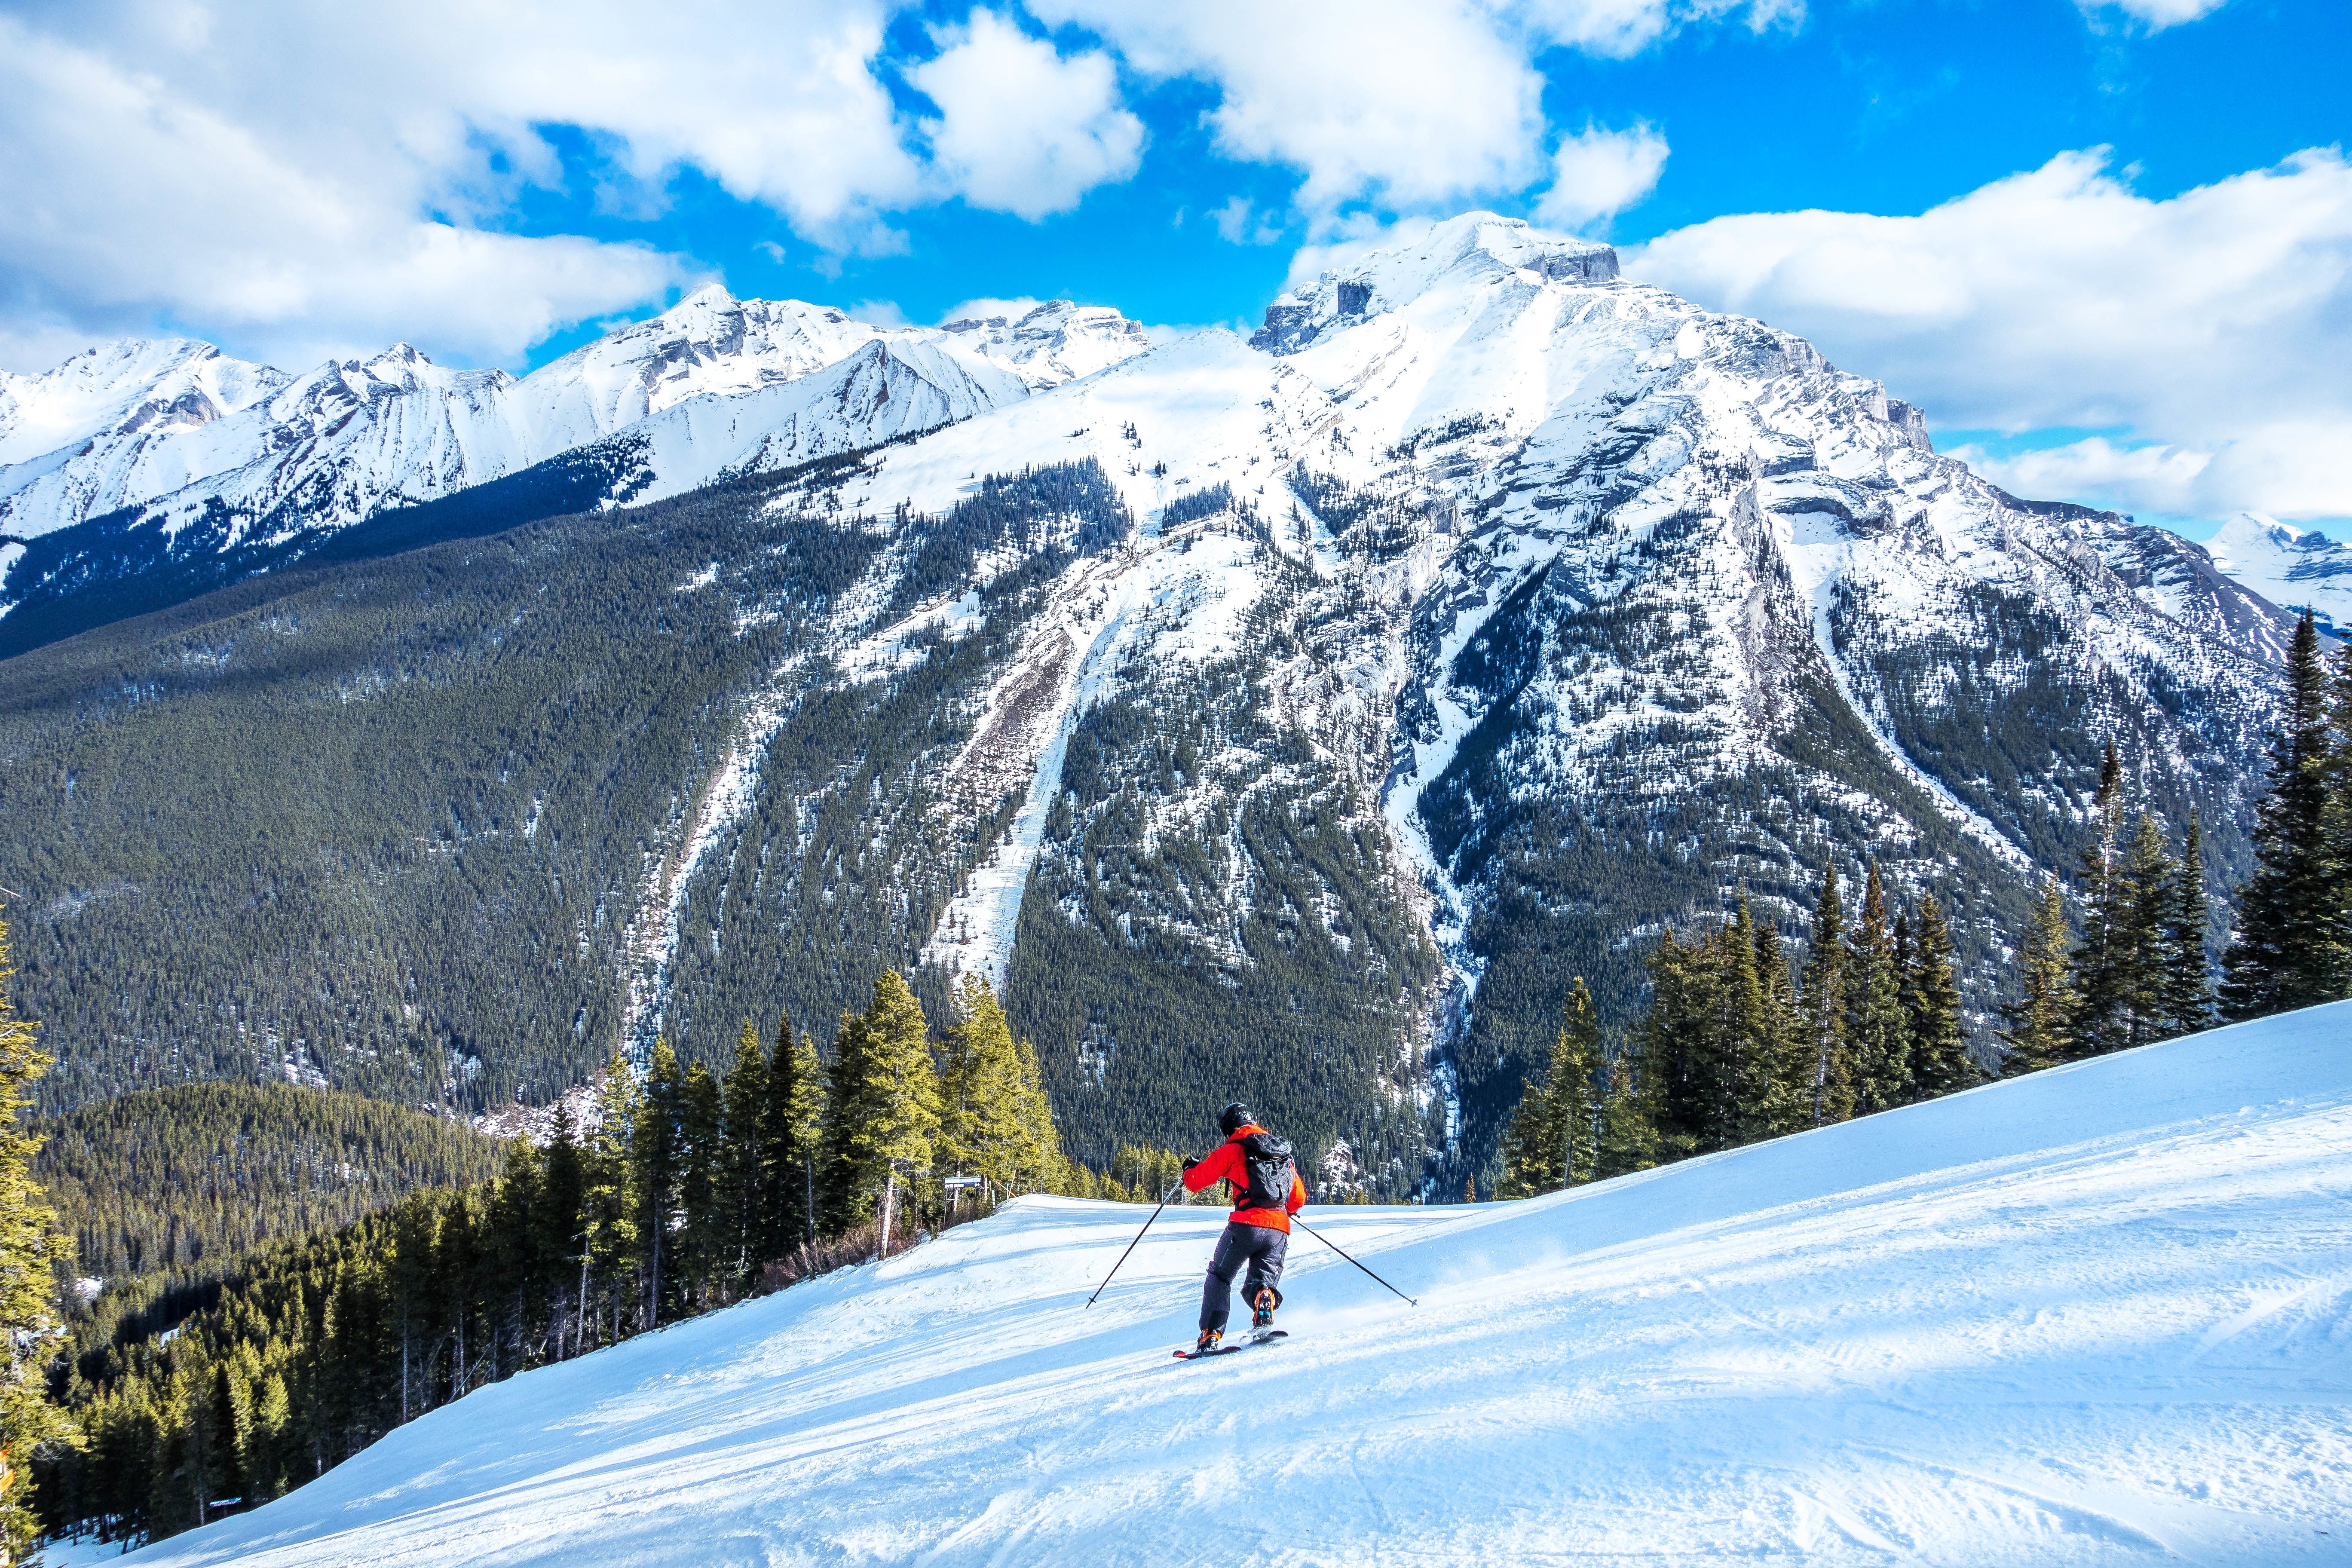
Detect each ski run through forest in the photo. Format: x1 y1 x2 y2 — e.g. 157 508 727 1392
72 1001 2352 1567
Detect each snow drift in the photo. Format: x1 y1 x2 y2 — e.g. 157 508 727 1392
104 1001 2352 1566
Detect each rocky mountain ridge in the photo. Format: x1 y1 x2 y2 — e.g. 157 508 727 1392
0 289 1148 654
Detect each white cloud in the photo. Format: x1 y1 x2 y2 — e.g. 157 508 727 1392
0 1 1151 370
2081 0 2230 31
1626 148 2352 520
910 10 1145 221
1945 437 2211 516
1211 197 1284 246
1029 0 1549 219
0 14 695 371
1505 0 1802 59
1532 123 1670 230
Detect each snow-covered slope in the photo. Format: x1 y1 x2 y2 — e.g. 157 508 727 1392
0 338 286 469
112 1001 2352 1567
2208 513 2352 637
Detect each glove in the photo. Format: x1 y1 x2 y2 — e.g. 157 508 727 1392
1181 1157 1201 1173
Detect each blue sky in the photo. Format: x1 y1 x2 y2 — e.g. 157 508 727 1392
2 0 2346 536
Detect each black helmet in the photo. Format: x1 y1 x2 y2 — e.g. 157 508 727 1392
1217 1102 1253 1136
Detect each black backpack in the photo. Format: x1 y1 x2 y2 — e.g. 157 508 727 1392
1235 1131 1295 1210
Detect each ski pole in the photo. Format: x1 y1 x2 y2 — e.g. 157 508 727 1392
1292 1214 1416 1307
1085 1179 1185 1308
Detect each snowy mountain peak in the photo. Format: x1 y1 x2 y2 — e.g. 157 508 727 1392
1253 211 1619 355
939 300 1153 388
0 337 286 466
2208 511 2352 634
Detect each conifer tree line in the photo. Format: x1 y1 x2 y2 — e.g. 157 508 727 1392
1501 613 2352 1201
34 970 1158 1551
1498 864 1974 1196
2211 610 2352 1020
0 916 75 1565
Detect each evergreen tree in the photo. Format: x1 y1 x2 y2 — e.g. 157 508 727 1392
2329 638 2352 995
535 1106 587 1358
632 1041 685 1327
2161 813 2214 1038
819 972 940 1252
1592 1048 1661 1180
937 976 1048 1203
1498 978 1600 1197
1007 1035 1064 1195
2000 879 2073 1075
1720 897 1786 1145
759 1018 825 1258
484 1134 542 1373
2068 737 2129 1056
674 1063 723 1313
581 1060 640 1347
2115 812 2173 1051
2222 612 2344 1017
1801 862 1853 1126
1846 863 1908 1114
0 913 74 1559
1905 894 1972 1098
1752 912 1810 1139
1636 928 1717 1155
719 1021 768 1289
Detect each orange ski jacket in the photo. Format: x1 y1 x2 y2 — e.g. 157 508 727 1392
1182 1124 1307 1232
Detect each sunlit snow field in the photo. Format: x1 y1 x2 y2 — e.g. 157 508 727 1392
98 1002 2352 1566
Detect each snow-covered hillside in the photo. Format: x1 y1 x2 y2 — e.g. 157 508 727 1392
107 1001 2352 1566
2208 513 2352 636
0 289 1147 640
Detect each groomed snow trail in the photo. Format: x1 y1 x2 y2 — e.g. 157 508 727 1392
119 1005 2352 1567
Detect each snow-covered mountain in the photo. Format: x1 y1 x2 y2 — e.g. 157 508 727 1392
98 1001 2352 1567
700 212 2291 1168
0 288 1148 651
2207 512 2352 636
0 214 2303 1188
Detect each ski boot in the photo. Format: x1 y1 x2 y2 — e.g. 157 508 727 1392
1192 1327 1222 1356
1251 1287 1278 1334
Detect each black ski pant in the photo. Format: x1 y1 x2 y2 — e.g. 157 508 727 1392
1199 1219 1288 1332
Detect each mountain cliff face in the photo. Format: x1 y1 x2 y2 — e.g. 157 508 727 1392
0 215 2295 1194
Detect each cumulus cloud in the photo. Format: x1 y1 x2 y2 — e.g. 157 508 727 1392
1944 437 2212 517
1029 0 1549 218
1532 123 1670 230
0 13 694 370
0 1 1153 370
1626 148 2352 520
910 10 1144 220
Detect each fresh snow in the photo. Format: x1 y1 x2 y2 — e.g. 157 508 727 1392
2208 514 2352 637
0 288 1148 558
112 1001 2352 1567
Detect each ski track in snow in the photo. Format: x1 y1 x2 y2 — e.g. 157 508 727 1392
101 1002 2352 1568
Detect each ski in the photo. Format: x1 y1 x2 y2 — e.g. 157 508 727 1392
1172 1330 1285 1360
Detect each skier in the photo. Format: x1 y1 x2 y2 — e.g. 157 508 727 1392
1179 1101 1305 1356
